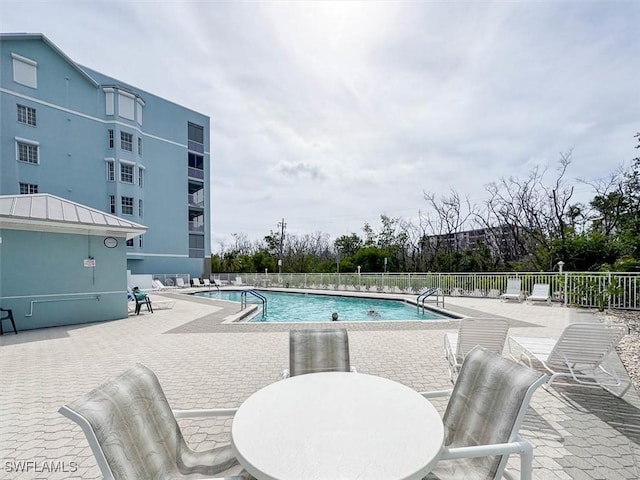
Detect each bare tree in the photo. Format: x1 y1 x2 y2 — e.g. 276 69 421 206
483 152 577 269
423 190 477 253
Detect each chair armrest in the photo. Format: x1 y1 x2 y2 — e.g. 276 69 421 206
418 389 453 399
441 437 532 460
173 407 238 419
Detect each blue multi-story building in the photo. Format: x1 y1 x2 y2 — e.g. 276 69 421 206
0 33 210 279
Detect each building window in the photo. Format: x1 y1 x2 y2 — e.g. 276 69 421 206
188 152 204 179
16 140 39 164
104 88 115 115
189 234 205 258
126 238 134 247
19 182 38 194
138 137 143 156
138 167 144 187
108 129 114 148
12 53 37 88
188 122 204 153
17 104 37 126
120 163 134 183
121 196 134 215
118 91 135 120
120 131 133 151
138 199 143 217
106 161 115 181
136 99 144 125
188 152 204 169
109 195 116 214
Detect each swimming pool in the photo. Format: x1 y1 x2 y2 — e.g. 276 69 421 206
194 290 450 323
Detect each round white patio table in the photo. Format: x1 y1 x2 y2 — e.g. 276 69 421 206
231 372 444 480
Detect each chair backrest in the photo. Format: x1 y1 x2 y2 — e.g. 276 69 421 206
176 277 185 287
455 318 510 357
289 329 351 376
59 364 214 479
505 278 521 294
547 322 628 369
443 346 547 479
530 283 550 298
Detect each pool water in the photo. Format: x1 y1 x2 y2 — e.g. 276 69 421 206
194 290 447 323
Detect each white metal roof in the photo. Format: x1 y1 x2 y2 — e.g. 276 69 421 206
0 194 147 239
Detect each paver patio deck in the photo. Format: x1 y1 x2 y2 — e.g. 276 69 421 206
0 288 638 479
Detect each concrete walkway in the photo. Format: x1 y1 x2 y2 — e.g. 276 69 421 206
0 289 638 479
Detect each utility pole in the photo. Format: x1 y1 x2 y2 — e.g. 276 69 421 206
277 218 286 274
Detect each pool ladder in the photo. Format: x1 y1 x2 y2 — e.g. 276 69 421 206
417 287 444 312
241 290 267 318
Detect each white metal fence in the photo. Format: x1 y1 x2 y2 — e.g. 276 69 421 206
212 272 640 311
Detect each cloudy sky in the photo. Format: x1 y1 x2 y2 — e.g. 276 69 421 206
2 1 638 250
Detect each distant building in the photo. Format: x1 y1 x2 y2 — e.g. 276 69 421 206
426 225 515 256
0 33 210 278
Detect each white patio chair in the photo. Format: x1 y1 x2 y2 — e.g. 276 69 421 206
420 346 547 480
444 318 510 381
525 283 551 304
500 278 523 302
176 277 186 288
283 328 357 378
508 322 630 396
202 278 211 287
59 364 253 479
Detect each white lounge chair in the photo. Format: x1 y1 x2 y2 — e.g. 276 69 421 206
526 283 551 304
176 277 186 288
231 276 243 286
59 364 252 479
420 346 547 480
508 322 630 396
444 318 510 381
500 278 523 302
202 278 211 288
152 279 168 290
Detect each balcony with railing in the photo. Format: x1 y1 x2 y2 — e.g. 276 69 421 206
188 189 205 207
188 166 204 180
188 221 205 233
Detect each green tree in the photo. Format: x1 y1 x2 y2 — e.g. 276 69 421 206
334 233 362 257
